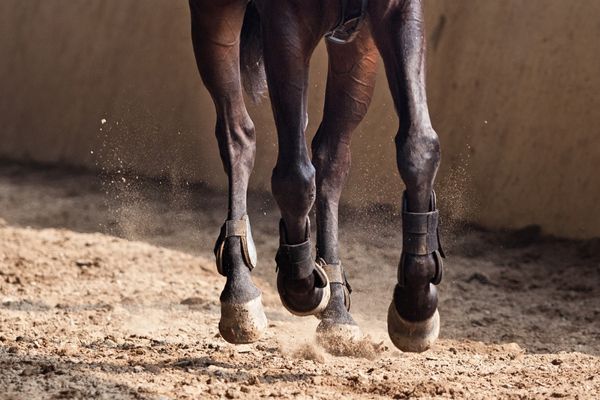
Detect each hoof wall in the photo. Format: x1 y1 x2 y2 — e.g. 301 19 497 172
387 303 439 353
316 320 363 345
219 295 267 344
315 321 364 357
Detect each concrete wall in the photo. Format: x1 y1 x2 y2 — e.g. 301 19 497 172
0 1 599 238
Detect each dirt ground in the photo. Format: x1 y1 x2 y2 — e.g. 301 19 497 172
0 164 598 399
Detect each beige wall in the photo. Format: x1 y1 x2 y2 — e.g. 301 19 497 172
0 1 599 238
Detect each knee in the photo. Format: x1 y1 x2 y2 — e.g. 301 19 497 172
271 160 316 214
395 127 440 186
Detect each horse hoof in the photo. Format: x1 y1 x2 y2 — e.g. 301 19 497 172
387 302 439 353
316 320 362 344
278 259 331 317
315 319 363 356
280 280 331 317
219 295 267 344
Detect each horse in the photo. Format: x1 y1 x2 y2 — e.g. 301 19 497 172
188 0 444 353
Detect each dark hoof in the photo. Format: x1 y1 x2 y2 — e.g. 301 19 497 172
219 295 267 344
387 302 439 352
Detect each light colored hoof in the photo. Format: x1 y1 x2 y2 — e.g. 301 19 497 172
387 303 439 353
219 295 267 344
315 321 365 357
316 321 363 345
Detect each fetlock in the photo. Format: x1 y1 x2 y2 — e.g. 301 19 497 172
394 191 444 317
276 220 330 316
219 238 261 304
316 260 361 343
388 190 444 352
213 216 267 344
319 283 355 325
214 215 261 303
214 215 257 275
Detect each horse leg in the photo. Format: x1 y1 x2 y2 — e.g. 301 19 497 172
369 0 443 352
260 2 335 316
190 0 266 343
311 28 378 342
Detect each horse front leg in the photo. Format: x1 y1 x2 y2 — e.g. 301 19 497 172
261 2 334 317
311 27 378 344
369 0 444 352
190 0 267 344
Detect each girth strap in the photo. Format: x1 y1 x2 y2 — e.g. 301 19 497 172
326 0 369 44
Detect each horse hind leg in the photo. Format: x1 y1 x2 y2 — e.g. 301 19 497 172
311 28 378 345
369 0 443 352
190 0 267 344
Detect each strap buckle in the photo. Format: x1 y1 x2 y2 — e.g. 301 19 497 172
325 0 368 45
325 17 363 44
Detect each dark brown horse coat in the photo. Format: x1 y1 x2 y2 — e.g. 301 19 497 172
189 0 443 352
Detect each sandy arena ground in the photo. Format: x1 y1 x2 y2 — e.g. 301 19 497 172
0 164 598 399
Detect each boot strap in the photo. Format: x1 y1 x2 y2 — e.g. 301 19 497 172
275 240 317 280
214 215 257 276
399 191 445 286
402 191 445 257
320 261 352 292
319 259 352 311
403 209 441 255
275 219 327 285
